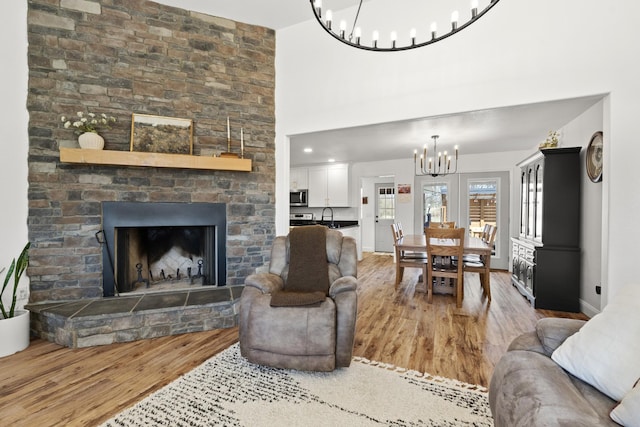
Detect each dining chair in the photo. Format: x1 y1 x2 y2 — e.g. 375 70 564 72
391 224 428 290
464 224 496 262
463 224 495 301
427 221 456 229
425 227 465 307
479 223 491 241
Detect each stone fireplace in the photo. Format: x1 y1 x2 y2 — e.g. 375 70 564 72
101 202 227 296
25 0 276 347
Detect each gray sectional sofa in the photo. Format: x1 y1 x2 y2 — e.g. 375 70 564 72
489 317 619 426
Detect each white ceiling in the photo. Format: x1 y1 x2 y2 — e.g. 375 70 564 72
289 96 604 166
154 1 604 167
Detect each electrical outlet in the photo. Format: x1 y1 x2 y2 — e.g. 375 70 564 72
595 285 601 295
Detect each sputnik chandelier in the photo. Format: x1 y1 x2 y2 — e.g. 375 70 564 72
311 0 501 52
414 135 458 177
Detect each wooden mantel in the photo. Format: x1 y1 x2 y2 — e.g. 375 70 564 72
59 148 252 172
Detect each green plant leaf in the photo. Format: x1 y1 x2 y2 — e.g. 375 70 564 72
0 242 30 319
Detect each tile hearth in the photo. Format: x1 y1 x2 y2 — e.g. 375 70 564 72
27 286 243 348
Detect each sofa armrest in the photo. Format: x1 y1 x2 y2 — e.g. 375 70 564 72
536 317 587 356
245 273 284 295
329 276 357 298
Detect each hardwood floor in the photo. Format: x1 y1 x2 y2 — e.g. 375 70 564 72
0 252 587 426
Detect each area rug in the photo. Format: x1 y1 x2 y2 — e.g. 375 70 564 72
101 344 492 426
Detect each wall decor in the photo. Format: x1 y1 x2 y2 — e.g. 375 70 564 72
130 114 193 154
397 184 411 203
586 131 603 183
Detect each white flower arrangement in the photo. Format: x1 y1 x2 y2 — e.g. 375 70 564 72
539 130 560 149
61 111 116 135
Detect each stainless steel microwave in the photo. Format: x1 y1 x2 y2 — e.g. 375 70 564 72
290 189 308 207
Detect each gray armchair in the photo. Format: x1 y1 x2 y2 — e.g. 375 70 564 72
239 227 358 371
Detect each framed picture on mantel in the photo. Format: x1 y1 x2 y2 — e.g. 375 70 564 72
130 113 193 154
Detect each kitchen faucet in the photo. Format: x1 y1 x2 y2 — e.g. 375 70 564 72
321 207 334 228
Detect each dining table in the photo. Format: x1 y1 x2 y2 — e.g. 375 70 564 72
395 234 493 300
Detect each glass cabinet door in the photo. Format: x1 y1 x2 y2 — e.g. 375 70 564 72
520 170 527 236
535 163 543 241
526 166 535 239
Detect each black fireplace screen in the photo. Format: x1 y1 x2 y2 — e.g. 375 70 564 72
101 202 226 296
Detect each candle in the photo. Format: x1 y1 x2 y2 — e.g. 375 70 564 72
241 127 244 158
226 116 231 152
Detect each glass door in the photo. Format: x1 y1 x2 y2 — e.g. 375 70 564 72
415 174 459 234
459 172 510 270
374 183 395 252
423 183 449 226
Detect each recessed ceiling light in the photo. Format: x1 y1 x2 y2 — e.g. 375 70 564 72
328 158 336 162
304 148 313 153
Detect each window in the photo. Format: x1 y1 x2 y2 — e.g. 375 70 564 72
377 186 395 220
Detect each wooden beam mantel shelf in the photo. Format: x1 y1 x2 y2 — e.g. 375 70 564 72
59 148 251 172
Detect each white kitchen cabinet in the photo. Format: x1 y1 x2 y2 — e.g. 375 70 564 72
338 226 362 260
308 164 349 207
290 167 308 190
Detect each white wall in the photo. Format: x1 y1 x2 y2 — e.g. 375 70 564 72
560 100 604 316
353 151 530 253
1 3 29 312
276 0 640 309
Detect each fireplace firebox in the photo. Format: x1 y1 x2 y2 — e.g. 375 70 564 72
101 202 226 296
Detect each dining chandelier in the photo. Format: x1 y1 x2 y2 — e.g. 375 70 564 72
310 0 501 52
414 135 458 177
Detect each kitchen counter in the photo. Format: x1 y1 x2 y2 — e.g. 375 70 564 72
289 220 359 229
288 221 361 260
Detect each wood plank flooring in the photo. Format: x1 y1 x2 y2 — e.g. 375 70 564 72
0 252 587 426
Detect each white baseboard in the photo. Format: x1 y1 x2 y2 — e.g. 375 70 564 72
580 299 600 319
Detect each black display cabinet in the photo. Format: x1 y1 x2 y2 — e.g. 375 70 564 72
511 147 581 312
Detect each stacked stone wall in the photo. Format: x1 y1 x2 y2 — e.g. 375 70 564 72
26 0 275 302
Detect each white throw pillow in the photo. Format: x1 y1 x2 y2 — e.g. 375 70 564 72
551 283 640 402
610 380 640 427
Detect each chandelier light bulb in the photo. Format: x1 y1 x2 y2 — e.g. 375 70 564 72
314 0 322 15
471 0 479 17
430 22 438 39
372 30 379 48
326 10 332 30
339 20 347 38
354 27 362 44
410 28 417 45
451 11 459 30
390 31 397 48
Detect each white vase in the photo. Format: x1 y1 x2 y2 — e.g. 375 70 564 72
78 132 105 150
0 310 30 358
